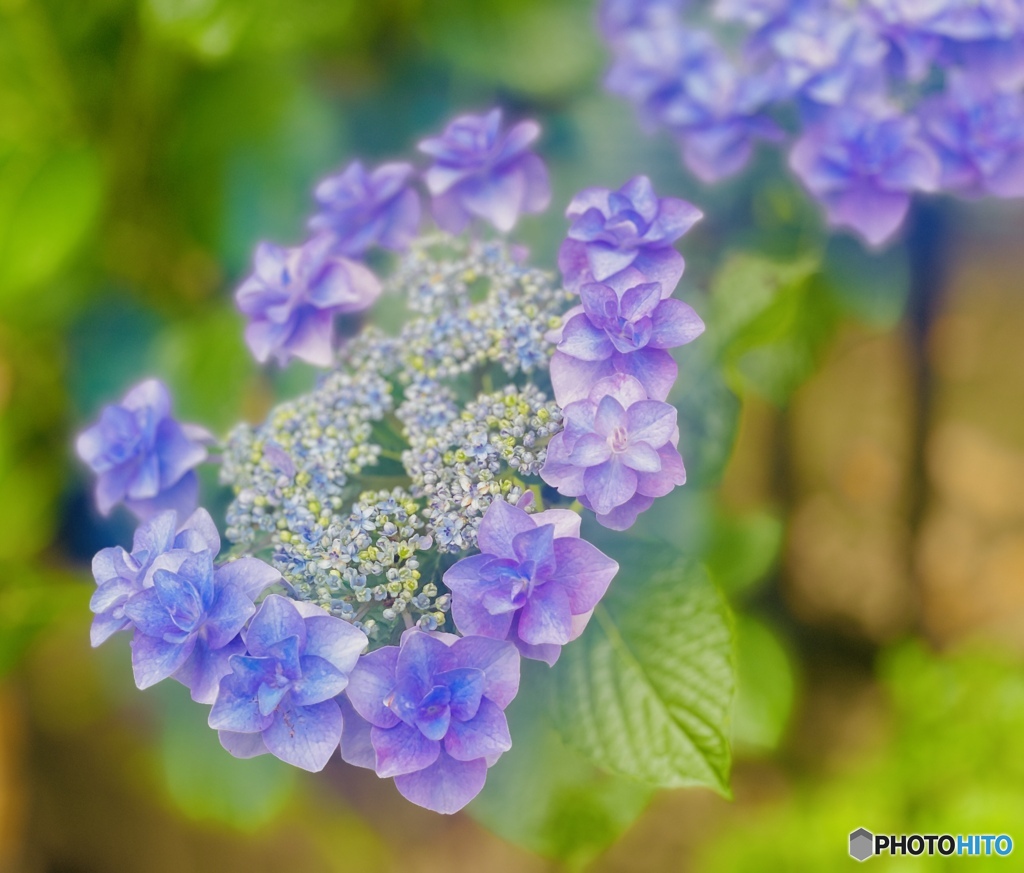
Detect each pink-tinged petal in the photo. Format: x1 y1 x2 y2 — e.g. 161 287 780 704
552 538 619 614
558 314 614 361
430 190 473 234
637 444 686 496
557 239 592 290
476 499 535 559
394 750 488 815
461 167 526 232
370 721 441 778
583 460 638 515
620 441 662 472
649 298 705 348
614 348 678 401
539 433 586 496
550 351 616 406
518 583 573 646
214 557 281 602
593 395 628 438
587 372 648 407
568 609 594 641
568 432 613 467
345 646 400 729
512 634 562 666
174 635 245 704
518 153 551 213
245 594 306 656
303 614 367 676
219 730 269 759
263 699 343 772
449 636 520 709
595 493 655 530
444 698 511 762
451 592 515 640
338 696 376 770
620 282 662 321
131 633 195 690
530 509 582 539
626 400 678 447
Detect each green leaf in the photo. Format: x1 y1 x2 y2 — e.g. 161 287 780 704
470 662 653 869
731 616 795 753
549 557 735 794
704 508 783 598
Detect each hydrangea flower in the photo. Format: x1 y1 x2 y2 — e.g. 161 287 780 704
235 234 382 367
443 500 619 665
557 175 702 293
76 379 209 520
342 630 520 813
90 508 220 647
125 548 281 703
920 76 1024 198
541 373 687 530
789 107 940 246
308 161 421 257
419 109 551 234
551 279 705 404
210 595 367 771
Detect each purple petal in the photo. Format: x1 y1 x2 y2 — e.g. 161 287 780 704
123 588 178 638
245 594 306 656
338 696 376 770
568 432 613 467
620 282 662 321
444 698 511 762
345 646 400 729
637 444 686 497
552 538 618 613
262 699 343 772
173 634 245 704
451 591 515 640
204 584 255 650
443 553 499 595
614 348 678 401
438 667 484 722
124 471 199 522
154 419 207 488
620 441 662 472
90 612 131 647
449 636 520 709
303 614 367 676
292 655 349 706
588 372 648 407
176 507 221 554
133 511 178 557
370 721 441 778
593 395 628 438
219 730 269 759
558 314 614 362
393 750 488 814
583 459 639 515
549 352 616 406
518 583 573 647
530 509 581 539
625 402 679 448
209 669 274 733
475 499 535 559
121 379 171 417
649 298 705 348
397 631 458 689
594 493 654 530
131 633 195 690
609 248 685 297
214 557 281 602
586 242 638 283
539 432 587 497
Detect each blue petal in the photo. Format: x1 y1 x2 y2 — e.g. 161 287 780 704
345 646 400 729
245 594 307 656
436 667 484 722
209 667 275 733
370 721 440 778
262 699 344 772
291 655 348 707
444 698 512 762
393 750 488 814
131 632 195 690
204 582 255 650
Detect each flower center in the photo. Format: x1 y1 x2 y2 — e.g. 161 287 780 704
610 426 629 453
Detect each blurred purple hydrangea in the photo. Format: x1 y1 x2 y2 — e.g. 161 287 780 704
210 595 367 772
789 107 940 246
124 547 281 704
76 379 210 520
235 234 382 368
542 373 686 530
89 508 219 648
443 500 619 665
551 279 704 404
558 175 702 294
342 630 520 814
308 161 421 257
419 109 551 234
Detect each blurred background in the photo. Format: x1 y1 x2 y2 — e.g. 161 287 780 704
3 0 1024 870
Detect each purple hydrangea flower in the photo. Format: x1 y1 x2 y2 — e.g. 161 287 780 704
558 176 702 294
235 234 382 368
541 373 687 530
210 595 368 772
124 549 281 704
418 109 551 234
550 279 705 405
76 379 210 520
789 106 940 246
89 508 220 648
443 500 619 665
599 0 684 42
308 161 421 257
920 76 1024 199
341 630 520 814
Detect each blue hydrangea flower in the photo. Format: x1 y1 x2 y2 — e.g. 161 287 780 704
418 109 551 234
90 508 220 647
789 106 940 246
920 76 1024 199
76 379 210 520
443 500 619 665
210 595 367 771
599 0 683 42
551 279 704 405
124 550 281 703
541 373 686 530
341 630 520 814
308 161 421 257
235 234 382 368
557 176 702 294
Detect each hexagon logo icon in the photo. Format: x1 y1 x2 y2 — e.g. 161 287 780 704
849 828 874 862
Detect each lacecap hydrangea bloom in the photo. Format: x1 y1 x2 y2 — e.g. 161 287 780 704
77 109 706 813
599 0 1024 245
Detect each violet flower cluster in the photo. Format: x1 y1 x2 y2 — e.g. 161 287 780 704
77 110 706 813
600 0 1024 245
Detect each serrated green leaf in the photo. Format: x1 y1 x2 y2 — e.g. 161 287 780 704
549 559 735 794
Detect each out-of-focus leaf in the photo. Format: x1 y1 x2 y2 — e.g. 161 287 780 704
470 661 652 870
155 681 299 830
549 552 735 794
823 235 910 329
731 616 795 753
0 146 103 299
704 508 783 598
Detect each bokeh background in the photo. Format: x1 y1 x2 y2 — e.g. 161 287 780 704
3 0 1024 870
